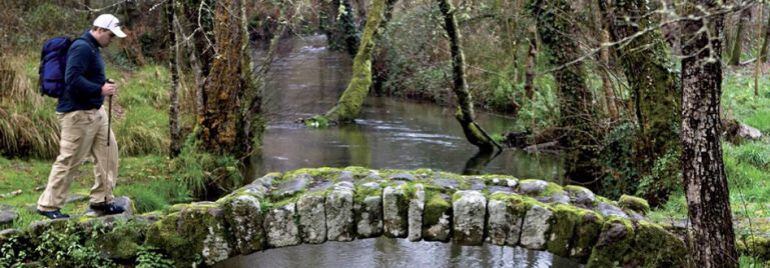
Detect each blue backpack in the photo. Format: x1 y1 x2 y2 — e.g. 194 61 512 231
38 36 81 98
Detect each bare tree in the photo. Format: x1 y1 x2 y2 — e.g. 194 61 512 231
680 1 738 267
167 0 182 157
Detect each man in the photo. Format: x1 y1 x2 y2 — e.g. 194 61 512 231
37 14 128 219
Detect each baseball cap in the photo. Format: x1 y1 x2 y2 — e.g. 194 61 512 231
93 14 127 38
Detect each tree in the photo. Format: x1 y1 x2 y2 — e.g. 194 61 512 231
166 0 182 157
531 0 602 183
729 7 751 66
600 0 681 204
437 0 500 153
320 0 398 123
759 4 770 62
680 1 738 267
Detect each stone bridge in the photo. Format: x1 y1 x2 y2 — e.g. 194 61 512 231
0 167 687 267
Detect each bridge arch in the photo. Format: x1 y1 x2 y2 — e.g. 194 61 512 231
1 167 686 267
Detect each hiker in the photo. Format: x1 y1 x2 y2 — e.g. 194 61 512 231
37 14 127 219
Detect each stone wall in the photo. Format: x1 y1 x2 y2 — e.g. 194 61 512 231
0 167 690 267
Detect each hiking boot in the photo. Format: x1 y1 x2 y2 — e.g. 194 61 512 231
37 209 70 219
89 202 125 215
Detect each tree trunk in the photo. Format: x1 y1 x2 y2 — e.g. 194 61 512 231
198 0 247 156
523 26 537 100
532 0 601 183
760 4 770 62
592 0 618 120
323 0 360 55
438 0 499 153
323 0 398 122
166 0 182 157
600 0 681 204
729 8 750 66
681 1 738 267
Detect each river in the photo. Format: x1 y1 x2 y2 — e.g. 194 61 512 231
222 35 577 268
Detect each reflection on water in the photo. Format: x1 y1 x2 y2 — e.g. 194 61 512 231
217 237 580 268
254 34 563 181
235 35 575 268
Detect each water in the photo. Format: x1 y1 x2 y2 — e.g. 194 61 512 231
228 35 576 268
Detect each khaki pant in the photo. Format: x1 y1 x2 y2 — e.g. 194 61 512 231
37 107 118 211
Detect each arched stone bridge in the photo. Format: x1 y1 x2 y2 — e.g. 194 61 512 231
1 167 687 267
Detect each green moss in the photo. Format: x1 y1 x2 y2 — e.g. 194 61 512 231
546 204 583 257
586 216 635 267
354 185 382 204
144 204 230 267
87 219 148 260
423 190 451 226
624 221 687 267
304 115 331 128
618 194 650 215
571 209 604 261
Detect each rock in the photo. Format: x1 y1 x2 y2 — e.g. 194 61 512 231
547 205 582 257
389 173 416 182
587 217 635 267
144 203 233 266
0 205 18 226
355 195 383 238
422 193 451 242
85 196 134 217
487 199 515 246
297 194 326 244
433 177 460 190
222 194 265 254
488 186 514 194
354 182 382 238
452 190 486 245
252 172 281 188
520 204 553 250
738 123 762 140
271 173 310 199
596 202 629 219
518 179 549 195
326 184 355 241
307 181 333 193
338 171 355 182
468 178 486 191
383 185 408 238
564 185 596 207
570 209 604 260
618 195 650 215
407 184 425 241
264 203 300 248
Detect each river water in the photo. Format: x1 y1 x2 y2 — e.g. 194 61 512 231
222 35 577 267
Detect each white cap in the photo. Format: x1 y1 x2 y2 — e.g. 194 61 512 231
93 14 127 38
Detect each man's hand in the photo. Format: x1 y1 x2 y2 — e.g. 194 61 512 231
101 82 117 96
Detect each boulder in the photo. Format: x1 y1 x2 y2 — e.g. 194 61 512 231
520 204 553 250
297 194 326 244
422 192 451 242
326 183 355 241
264 203 300 248
222 194 265 254
407 184 425 241
383 185 408 238
452 190 486 245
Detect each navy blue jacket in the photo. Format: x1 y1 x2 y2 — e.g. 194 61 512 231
56 31 106 113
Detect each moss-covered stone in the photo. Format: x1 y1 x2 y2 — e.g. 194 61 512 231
422 190 451 242
144 203 232 267
570 209 604 261
452 190 486 245
618 195 650 215
221 194 265 254
383 185 409 238
624 220 687 267
85 218 149 260
586 216 635 267
546 204 582 257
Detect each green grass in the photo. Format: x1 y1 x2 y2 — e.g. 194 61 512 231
651 67 770 241
0 155 189 229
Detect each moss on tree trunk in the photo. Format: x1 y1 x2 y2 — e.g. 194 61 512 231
600 0 681 204
323 0 397 123
532 0 601 183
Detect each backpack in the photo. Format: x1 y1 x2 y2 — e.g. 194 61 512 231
38 36 78 98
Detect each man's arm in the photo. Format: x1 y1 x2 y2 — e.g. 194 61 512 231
64 44 103 97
